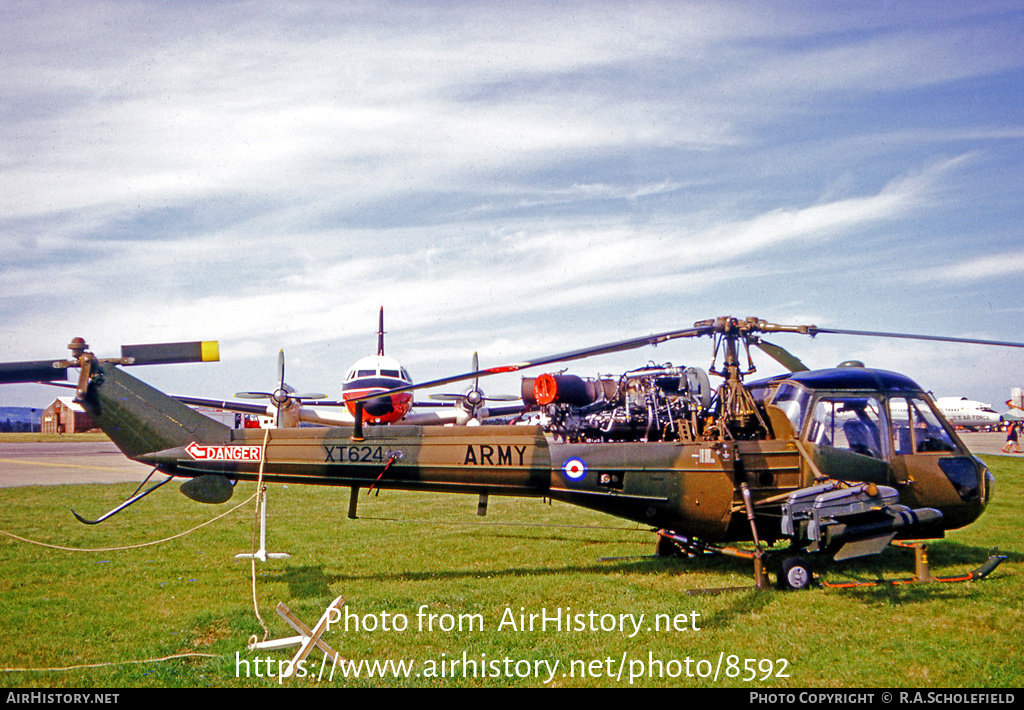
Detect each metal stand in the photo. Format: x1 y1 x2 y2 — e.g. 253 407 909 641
913 543 936 583
236 487 290 561
247 596 346 681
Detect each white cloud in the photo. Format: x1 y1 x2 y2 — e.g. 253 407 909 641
915 251 1024 284
2 2 1023 412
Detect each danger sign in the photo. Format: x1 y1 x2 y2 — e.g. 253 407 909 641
186 442 263 461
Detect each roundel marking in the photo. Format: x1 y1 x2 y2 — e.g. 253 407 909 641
562 457 587 481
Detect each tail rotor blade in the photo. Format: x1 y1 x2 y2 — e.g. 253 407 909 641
121 341 219 366
0 360 70 384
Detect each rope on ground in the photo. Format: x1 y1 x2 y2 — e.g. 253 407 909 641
0 492 257 552
2 652 218 674
0 441 274 677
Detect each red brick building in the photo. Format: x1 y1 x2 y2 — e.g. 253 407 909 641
41 397 97 434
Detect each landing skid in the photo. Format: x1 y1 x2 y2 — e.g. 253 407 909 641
656 531 1006 594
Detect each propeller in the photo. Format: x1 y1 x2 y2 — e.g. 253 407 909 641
428 353 520 424
235 350 326 427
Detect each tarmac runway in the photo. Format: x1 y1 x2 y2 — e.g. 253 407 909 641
0 432 1018 489
962 431 1024 458
0 440 159 488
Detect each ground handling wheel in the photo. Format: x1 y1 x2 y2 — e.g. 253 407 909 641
777 557 813 591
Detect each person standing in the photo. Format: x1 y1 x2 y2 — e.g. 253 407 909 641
1002 421 1022 453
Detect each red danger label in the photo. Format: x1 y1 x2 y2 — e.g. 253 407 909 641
186 442 263 461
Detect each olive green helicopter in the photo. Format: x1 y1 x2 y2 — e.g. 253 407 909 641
1 316 1017 590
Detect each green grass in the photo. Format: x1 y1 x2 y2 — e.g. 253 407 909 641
0 432 110 443
0 456 1021 688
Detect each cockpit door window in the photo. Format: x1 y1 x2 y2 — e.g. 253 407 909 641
889 397 957 454
805 396 886 459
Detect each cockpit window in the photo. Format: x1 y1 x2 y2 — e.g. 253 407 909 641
890 397 957 454
748 383 775 405
771 383 812 434
805 396 886 459
380 369 401 378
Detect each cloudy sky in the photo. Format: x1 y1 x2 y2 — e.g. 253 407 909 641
3 1 1024 412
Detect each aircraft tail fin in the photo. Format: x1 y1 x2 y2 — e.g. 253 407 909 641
83 362 231 460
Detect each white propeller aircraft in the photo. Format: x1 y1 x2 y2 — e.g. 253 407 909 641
181 308 521 428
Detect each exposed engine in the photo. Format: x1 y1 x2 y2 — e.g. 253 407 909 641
520 364 713 443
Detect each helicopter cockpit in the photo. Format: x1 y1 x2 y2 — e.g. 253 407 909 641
766 369 959 459
762 366 989 525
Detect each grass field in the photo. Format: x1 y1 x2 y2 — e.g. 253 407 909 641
0 432 110 443
0 454 1021 688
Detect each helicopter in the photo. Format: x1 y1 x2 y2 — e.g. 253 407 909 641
0 316 1018 590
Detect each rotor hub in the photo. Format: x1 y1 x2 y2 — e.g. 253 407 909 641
68 337 89 358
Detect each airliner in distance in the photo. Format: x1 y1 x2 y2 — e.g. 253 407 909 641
931 396 1003 430
888 396 1002 431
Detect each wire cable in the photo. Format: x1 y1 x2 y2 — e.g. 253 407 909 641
0 493 257 552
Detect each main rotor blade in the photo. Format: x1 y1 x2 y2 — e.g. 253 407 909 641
752 339 809 372
430 392 520 402
345 324 708 403
174 395 272 416
807 327 1024 349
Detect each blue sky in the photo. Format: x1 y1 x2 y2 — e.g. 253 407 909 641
3 1 1024 412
